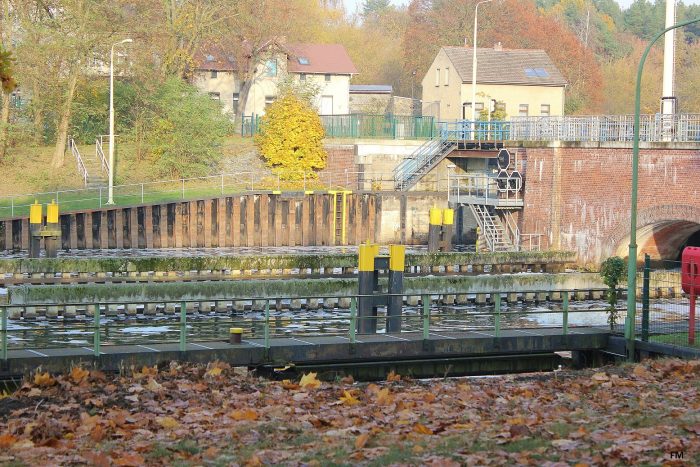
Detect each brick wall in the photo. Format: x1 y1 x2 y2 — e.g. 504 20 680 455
521 145 700 266
321 144 358 188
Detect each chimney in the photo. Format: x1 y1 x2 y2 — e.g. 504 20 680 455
494 42 503 51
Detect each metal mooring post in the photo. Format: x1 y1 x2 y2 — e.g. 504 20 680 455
641 254 651 342
563 291 569 335
494 293 501 337
93 304 101 357
180 301 187 352
357 243 377 334
1 306 7 362
386 245 405 333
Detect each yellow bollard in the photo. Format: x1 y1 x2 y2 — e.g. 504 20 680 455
29 201 43 258
229 327 243 344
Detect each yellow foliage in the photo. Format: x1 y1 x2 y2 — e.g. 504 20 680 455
256 94 327 181
339 390 360 406
69 366 90 385
299 372 321 390
33 371 55 387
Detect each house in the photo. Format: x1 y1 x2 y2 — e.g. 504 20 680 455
421 44 567 121
193 43 358 118
349 85 393 114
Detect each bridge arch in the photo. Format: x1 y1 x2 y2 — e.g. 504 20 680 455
610 205 700 263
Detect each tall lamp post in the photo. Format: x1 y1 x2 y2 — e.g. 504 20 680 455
471 0 493 138
107 38 133 205
625 16 700 359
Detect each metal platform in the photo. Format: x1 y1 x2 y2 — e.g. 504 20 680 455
0 327 610 377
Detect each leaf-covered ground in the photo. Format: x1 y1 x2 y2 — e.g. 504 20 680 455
1 359 699 466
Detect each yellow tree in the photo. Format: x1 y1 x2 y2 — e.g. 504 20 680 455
256 93 326 181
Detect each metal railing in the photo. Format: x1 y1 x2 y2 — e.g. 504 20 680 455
448 173 523 208
0 287 619 360
95 137 109 175
507 114 700 143
393 136 455 190
68 137 88 186
0 169 444 220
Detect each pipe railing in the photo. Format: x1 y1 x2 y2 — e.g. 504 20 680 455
0 287 620 359
68 137 88 186
95 138 109 175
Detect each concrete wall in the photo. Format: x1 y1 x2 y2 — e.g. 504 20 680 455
375 192 447 244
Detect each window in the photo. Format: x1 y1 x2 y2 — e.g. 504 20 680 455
495 102 506 112
232 93 240 112
265 95 275 108
444 67 449 86
209 92 221 101
300 73 306 82
435 68 440 86
540 104 551 116
325 74 331 82
210 70 218 79
265 59 278 77
206 54 215 62
524 67 550 78
474 102 485 112
518 104 529 116
298 57 310 65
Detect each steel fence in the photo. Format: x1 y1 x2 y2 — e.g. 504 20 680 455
508 114 700 143
638 256 699 349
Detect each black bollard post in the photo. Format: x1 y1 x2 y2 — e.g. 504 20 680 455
428 208 442 252
45 200 60 258
441 208 454 252
358 243 377 334
29 201 42 258
386 244 405 333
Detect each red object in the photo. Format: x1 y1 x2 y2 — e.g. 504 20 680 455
681 247 700 345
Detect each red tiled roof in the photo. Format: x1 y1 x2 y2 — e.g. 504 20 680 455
193 44 238 72
286 44 358 75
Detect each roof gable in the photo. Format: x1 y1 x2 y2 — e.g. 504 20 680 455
286 44 358 75
442 46 567 87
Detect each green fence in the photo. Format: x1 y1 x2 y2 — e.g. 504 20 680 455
241 114 436 140
638 255 699 349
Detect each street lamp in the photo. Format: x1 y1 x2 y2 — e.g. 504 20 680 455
106 38 133 205
625 16 700 359
471 0 494 138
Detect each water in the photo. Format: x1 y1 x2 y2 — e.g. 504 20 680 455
4 299 625 350
0 245 477 259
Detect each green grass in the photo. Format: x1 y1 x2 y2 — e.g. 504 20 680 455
650 332 700 349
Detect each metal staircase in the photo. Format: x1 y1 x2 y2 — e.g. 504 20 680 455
470 203 516 252
393 134 456 191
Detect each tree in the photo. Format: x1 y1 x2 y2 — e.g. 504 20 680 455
363 0 391 17
143 78 231 178
600 256 625 331
256 93 327 181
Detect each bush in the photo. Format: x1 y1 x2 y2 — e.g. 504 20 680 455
143 78 231 178
256 93 326 181
600 256 626 331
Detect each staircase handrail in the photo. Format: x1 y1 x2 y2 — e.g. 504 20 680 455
69 137 88 186
470 204 498 252
503 212 520 251
96 138 109 175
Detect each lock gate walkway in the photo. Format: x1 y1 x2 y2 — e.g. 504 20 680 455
1 327 611 379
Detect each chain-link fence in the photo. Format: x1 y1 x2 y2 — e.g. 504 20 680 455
639 255 699 349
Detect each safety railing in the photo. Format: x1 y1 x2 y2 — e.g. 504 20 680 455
0 287 621 360
637 256 699 349
438 120 510 142
507 114 700 143
520 234 544 252
448 173 523 208
68 137 88 186
95 137 109 175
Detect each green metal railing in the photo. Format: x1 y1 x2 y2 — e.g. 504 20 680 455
241 114 437 140
0 287 619 361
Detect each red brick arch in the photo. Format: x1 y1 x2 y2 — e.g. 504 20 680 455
609 205 700 261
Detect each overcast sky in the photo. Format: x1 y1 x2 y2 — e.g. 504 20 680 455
342 0 700 15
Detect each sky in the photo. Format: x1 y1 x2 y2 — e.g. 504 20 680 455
341 0 700 15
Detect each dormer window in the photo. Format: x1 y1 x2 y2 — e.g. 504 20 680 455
206 54 215 62
298 57 310 65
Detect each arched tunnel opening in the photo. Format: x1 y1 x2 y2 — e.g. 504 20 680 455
616 220 700 268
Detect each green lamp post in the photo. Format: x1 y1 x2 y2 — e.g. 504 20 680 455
626 16 700 359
